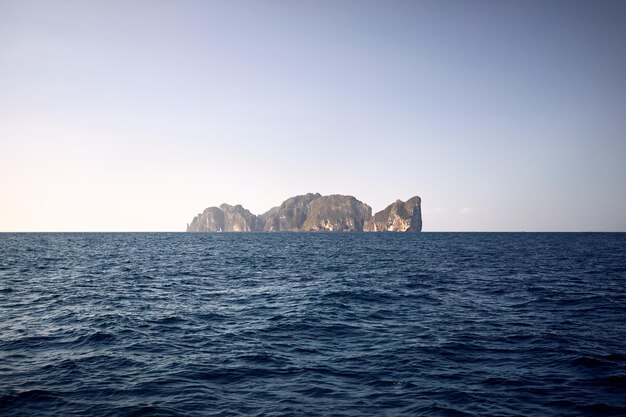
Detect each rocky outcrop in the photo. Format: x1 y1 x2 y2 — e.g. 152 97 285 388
302 195 371 231
258 206 279 228
186 193 421 232
186 203 260 232
262 193 321 231
363 197 422 232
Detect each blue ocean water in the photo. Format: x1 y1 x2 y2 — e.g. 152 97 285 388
0 233 625 416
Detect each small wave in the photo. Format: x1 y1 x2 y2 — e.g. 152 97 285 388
74 331 116 345
148 316 187 325
572 355 611 367
481 376 526 387
0 389 57 408
598 374 626 390
575 403 626 416
296 386 335 397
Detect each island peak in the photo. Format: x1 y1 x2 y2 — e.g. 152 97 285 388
186 194 422 232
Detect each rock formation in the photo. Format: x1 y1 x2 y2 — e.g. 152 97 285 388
187 203 260 232
186 193 421 232
262 193 322 231
301 195 371 231
363 196 422 232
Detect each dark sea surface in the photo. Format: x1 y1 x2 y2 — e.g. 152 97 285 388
1 233 625 416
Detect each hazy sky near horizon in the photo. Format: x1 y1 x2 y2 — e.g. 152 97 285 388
1 0 625 231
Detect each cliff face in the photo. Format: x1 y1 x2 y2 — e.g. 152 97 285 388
262 193 321 231
186 203 259 232
220 204 260 232
187 193 421 232
363 196 422 232
302 195 371 231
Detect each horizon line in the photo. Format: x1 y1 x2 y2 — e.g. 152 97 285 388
1 231 625 234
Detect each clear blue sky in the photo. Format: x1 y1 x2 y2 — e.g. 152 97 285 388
1 0 625 231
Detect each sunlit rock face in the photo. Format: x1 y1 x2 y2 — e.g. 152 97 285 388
262 193 321 232
219 204 260 232
363 196 422 232
301 195 371 231
186 204 259 232
186 207 224 232
261 193 371 231
187 194 421 232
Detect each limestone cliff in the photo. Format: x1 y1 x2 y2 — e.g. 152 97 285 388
186 193 421 232
363 197 422 232
262 193 321 231
301 195 371 231
186 203 259 232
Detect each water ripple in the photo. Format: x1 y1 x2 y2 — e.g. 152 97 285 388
0 232 625 416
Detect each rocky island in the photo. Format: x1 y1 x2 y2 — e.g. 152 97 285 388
187 193 421 232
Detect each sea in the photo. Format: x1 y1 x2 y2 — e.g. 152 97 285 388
1 232 625 416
